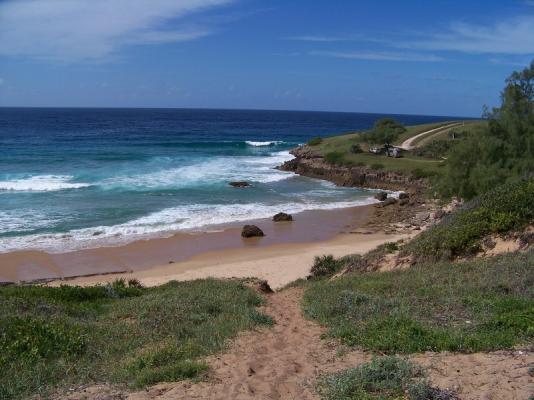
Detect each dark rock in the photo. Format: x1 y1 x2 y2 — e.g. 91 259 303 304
374 191 388 201
273 212 293 222
518 231 534 248
229 181 251 188
241 225 264 238
483 237 496 250
257 280 274 293
399 198 409 206
398 192 409 200
381 197 397 207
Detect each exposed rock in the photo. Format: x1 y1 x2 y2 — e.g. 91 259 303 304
279 145 429 191
241 225 264 238
518 231 534 248
414 212 430 224
398 192 409 200
483 237 497 250
380 197 397 207
229 181 251 188
374 191 388 201
257 280 274 294
273 212 293 222
399 198 409 206
434 209 446 220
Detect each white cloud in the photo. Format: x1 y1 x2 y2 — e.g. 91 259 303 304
311 51 443 63
406 16 534 54
0 0 233 62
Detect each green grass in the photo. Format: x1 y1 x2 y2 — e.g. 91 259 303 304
303 250 534 353
309 121 485 177
0 279 273 399
403 179 534 262
317 356 453 400
413 120 486 148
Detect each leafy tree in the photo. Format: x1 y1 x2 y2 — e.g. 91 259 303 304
439 60 534 199
365 118 406 146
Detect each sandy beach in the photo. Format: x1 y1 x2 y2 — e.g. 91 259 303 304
0 203 408 288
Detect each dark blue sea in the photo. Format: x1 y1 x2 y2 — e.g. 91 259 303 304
0 108 455 252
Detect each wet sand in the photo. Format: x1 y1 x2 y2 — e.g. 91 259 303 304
0 204 397 286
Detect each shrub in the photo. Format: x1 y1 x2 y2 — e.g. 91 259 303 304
310 255 343 278
307 137 323 146
324 151 346 166
370 163 384 170
403 179 534 261
350 144 363 154
316 356 452 400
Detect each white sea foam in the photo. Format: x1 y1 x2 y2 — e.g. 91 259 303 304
0 175 91 192
102 151 295 189
0 196 378 253
245 140 284 146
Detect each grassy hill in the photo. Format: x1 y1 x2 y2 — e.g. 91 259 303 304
0 279 272 399
307 120 485 177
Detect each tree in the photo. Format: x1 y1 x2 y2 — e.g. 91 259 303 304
438 60 534 199
365 118 406 147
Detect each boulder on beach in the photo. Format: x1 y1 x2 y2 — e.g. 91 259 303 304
398 192 409 200
229 181 251 188
374 191 388 201
381 197 397 207
273 212 293 222
241 225 264 238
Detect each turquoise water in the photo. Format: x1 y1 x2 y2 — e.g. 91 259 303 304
0 108 455 252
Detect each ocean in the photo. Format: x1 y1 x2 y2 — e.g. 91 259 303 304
0 108 455 253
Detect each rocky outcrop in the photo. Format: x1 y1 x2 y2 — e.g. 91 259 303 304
374 192 388 201
279 146 428 191
273 212 293 222
241 225 265 238
230 181 251 188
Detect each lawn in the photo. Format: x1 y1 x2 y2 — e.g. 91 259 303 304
0 279 273 399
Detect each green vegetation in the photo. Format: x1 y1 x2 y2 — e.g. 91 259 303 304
308 136 323 146
0 279 273 399
403 179 534 262
310 255 344 278
364 118 406 145
437 61 534 199
324 151 347 166
304 250 534 353
317 356 455 400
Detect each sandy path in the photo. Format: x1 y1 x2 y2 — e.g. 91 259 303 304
61 288 534 400
399 122 462 150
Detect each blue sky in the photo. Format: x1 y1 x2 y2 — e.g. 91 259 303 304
0 0 533 117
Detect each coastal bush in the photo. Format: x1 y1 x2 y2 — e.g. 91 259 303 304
437 60 534 199
365 118 406 146
324 151 346 166
412 139 454 159
304 250 534 353
403 179 534 262
0 279 272 399
316 356 449 400
350 144 363 154
308 136 323 146
370 162 384 170
310 255 344 278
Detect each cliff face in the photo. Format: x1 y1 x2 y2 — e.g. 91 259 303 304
279 146 428 191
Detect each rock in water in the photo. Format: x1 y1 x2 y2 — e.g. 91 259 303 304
273 212 293 222
241 225 265 238
374 191 388 201
229 181 251 188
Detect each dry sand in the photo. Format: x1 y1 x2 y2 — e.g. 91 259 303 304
49 232 406 289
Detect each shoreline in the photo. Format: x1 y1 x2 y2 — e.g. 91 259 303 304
0 203 393 285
